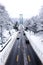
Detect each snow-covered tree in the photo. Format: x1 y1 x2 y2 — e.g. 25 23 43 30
0 5 13 45
37 6 43 32
0 5 13 30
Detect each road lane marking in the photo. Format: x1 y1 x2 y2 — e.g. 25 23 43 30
27 55 31 62
16 55 19 62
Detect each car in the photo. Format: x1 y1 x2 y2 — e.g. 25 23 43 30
25 39 30 44
25 27 28 31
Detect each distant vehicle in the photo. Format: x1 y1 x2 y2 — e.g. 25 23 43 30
25 27 28 31
25 39 30 44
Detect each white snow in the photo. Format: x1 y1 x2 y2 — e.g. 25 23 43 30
0 29 18 50
25 30 43 64
3 29 10 38
0 29 10 44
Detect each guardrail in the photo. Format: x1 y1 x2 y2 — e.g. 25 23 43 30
0 37 11 52
0 32 18 65
24 31 43 64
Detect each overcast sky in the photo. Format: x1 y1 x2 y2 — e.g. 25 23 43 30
0 0 43 18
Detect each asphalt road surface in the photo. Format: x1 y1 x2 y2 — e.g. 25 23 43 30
5 31 42 65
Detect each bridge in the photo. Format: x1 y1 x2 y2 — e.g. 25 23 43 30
0 25 43 65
